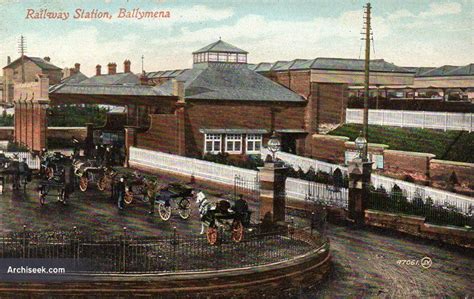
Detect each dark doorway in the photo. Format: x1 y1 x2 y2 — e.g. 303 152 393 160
281 134 297 154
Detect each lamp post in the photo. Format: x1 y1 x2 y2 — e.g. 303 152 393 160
267 131 281 162
354 131 367 161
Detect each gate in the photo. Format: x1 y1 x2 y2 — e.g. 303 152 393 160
233 174 260 221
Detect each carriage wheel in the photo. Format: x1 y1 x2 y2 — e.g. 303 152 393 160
141 188 150 203
158 203 171 221
231 220 244 243
45 167 54 180
97 176 107 191
207 226 218 245
79 175 88 192
124 190 134 205
178 198 191 220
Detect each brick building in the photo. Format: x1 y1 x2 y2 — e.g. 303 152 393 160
50 41 307 157
2 56 62 104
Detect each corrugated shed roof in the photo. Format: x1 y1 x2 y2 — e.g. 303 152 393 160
154 63 304 102
271 61 293 71
402 67 436 77
253 63 273 72
193 40 248 54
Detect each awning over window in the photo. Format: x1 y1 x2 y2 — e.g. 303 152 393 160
275 129 307 134
199 128 269 134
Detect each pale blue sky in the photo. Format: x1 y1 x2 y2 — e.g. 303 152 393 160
0 0 472 76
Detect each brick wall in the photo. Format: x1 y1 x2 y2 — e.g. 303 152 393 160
310 134 348 164
383 150 433 182
136 114 180 154
183 100 306 157
430 159 474 194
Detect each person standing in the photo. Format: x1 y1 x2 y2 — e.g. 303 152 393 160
116 176 126 210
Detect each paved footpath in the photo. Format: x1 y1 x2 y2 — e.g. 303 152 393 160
0 178 472 297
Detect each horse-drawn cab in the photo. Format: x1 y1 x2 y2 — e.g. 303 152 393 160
154 183 193 221
198 194 252 245
72 146 109 192
41 151 70 180
38 154 74 206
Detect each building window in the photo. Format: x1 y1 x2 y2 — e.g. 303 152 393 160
204 134 222 153
225 134 242 154
218 53 228 62
228 53 237 62
237 54 247 63
246 134 262 153
208 52 218 62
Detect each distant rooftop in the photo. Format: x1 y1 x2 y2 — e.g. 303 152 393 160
78 72 140 85
192 40 248 54
3 56 62 71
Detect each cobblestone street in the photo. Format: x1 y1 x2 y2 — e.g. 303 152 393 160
0 178 472 297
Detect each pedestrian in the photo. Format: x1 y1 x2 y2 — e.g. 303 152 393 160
116 176 126 210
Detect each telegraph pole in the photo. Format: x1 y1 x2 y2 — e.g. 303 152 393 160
18 35 27 83
362 3 371 160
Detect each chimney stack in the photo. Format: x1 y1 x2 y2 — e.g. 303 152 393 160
96 64 102 76
43 56 51 62
172 79 185 102
7 56 11 65
74 63 80 73
124 59 131 73
108 62 117 75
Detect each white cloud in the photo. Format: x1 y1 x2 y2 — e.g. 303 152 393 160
419 2 462 17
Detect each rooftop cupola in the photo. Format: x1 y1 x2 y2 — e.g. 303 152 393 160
192 40 248 65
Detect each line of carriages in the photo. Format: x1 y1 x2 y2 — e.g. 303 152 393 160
36 145 253 245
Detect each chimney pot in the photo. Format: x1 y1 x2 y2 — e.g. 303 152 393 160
96 64 102 76
172 79 185 101
7 56 11 65
108 62 117 75
43 56 51 62
74 63 80 72
124 59 131 73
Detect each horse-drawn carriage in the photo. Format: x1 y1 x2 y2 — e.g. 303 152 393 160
0 153 32 192
197 193 252 245
154 183 193 221
73 157 108 192
38 152 74 205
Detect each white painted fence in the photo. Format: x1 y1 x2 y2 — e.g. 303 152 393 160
263 149 474 213
261 148 348 175
4 152 40 169
129 147 347 206
346 108 473 132
129 147 259 189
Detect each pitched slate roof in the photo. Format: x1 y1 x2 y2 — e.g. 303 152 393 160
193 40 248 54
59 72 88 84
78 72 140 85
154 63 304 102
3 56 62 70
445 64 474 76
50 72 159 96
308 58 412 73
417 65 460 77
402 67 436 77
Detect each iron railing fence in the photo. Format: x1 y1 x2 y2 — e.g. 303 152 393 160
368 189 474 228
0 225 324 274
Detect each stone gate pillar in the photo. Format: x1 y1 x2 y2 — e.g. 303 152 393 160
347 158 372 225
258 161 288 223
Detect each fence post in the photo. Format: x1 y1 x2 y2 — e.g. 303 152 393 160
422 111 425 129
172 226 177 271
122 226 127 273
401 111 404 128
444 112 448 131
470 113 473 133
